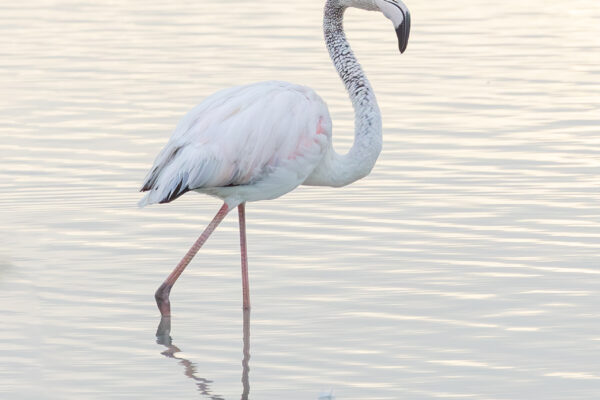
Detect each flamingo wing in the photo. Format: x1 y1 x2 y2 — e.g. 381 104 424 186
139 81 331 206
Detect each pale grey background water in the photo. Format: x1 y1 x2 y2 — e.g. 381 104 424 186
1 0 599 399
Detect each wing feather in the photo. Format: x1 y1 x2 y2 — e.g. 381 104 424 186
139 81 330 206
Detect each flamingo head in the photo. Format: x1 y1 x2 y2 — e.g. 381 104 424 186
374 0 411 53
333 0 411 53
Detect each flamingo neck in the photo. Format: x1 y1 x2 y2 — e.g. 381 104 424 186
306 0 382 187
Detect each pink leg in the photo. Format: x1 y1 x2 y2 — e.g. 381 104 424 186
155 203 230 317
238 203 251 310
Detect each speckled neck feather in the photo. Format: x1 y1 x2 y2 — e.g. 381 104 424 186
309 0 382 186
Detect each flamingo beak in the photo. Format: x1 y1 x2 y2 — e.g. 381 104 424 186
395 9 411 53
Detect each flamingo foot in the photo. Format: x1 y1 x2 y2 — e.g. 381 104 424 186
155 315 172 345
155 283 172 317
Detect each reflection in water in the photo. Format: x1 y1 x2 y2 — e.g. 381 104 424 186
156 310 251 400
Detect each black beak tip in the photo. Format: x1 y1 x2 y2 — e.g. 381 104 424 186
395 11 411 54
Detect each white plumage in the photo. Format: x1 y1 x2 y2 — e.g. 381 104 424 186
139 81 331 208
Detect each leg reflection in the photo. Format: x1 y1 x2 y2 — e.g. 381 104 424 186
156 310 251 400
241 309 250 399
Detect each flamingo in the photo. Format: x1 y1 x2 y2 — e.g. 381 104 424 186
140 0 411 316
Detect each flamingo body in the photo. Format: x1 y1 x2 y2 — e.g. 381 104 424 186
139 81 332 208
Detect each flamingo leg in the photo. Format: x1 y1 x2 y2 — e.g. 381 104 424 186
238 203 251 310
155 202 230 317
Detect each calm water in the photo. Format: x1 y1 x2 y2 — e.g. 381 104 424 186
1 0 599 399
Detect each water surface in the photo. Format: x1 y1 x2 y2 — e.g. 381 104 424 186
1 0 599 399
